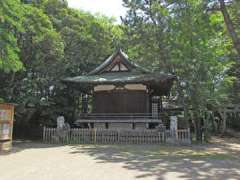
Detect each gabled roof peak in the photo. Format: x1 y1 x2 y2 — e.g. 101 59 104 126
117 48 128 58
88 49 148 75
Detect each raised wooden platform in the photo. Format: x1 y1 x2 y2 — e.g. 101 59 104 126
75 119 162 123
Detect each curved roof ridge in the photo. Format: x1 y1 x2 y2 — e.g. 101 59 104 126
88 49 149 75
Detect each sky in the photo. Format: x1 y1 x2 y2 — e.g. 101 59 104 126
67 0 127 23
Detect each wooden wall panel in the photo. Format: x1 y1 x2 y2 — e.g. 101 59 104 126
93 90 148 114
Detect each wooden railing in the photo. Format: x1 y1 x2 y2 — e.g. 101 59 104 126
78 113 165 119
43 128 165 144
76 113 166 123
43 127 191 144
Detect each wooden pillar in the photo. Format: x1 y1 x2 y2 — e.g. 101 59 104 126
159 96 163 112
82 94 88 113
157 96 163 119
222 108 227 133
146 93 150 115
149 95 152 118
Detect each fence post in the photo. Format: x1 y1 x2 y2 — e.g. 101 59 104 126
158 132 161 143
117 130 120 143
43 126 45 142
222 110 227 133
94 129 96 144
187 128 191 144
162 132 165 143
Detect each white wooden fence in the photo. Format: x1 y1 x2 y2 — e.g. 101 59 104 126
218 104 240 132
43 127 191 144
165 129 191 144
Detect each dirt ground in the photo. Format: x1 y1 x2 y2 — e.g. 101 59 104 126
0 137 240 180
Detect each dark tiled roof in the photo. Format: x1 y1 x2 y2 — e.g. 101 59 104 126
62 49 176 95
63 71 175 85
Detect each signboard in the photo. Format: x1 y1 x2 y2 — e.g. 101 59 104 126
0 109 12 121
0 123 10 140
0 103 14 151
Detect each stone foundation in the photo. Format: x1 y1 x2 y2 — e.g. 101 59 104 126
134 123 147 130
94 123 106 129
109 123 132 130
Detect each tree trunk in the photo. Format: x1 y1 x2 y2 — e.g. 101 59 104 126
219 0 240 56
193 111 203 142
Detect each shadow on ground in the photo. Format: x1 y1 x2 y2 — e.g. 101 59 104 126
1 137 240 180
0 140 61 155
69 137 240 180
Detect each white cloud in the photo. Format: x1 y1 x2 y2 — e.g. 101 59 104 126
66 0 126 23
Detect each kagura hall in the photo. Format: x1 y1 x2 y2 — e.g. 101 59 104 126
63 49 176 130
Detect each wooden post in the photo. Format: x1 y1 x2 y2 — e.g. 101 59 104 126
94 129 96 144
222 109 227 133
117 130 120 143
43 126 45 142
187 128 191 144
159 96 163 112
176 129 178 140
159 132 164 143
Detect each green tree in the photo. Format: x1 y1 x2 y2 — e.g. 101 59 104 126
207 0 240 103
0 0 24 72
218 0 240 56
0 0 124 138
122 0 234 141
42 0 123 75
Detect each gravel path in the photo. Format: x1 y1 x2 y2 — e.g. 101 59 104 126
0 137 240 180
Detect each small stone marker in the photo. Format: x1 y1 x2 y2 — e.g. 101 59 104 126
57 116 65 129
170 116 178 139
55 116 70 142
